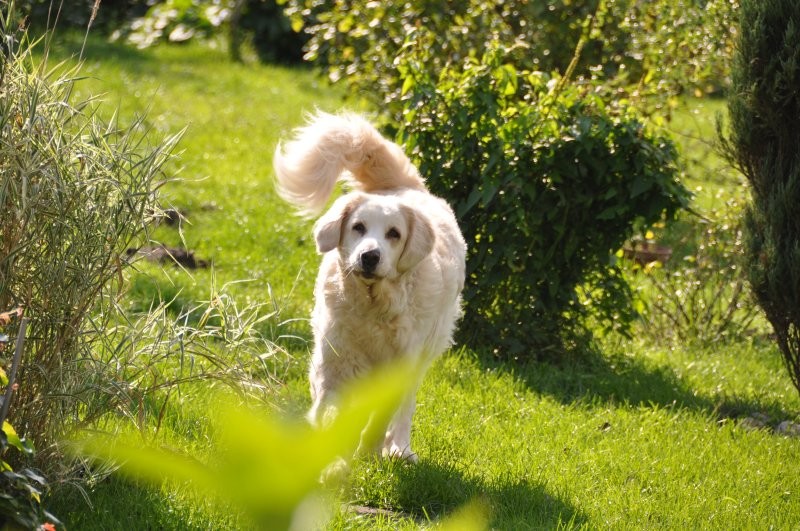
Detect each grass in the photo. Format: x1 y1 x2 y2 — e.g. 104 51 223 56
37 34 800 529
341 341 800 529
43 34 350 339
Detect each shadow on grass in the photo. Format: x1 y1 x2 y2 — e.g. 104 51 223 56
48 476 246 531
383 460 586 529
474 346 792 423
41 32 154 64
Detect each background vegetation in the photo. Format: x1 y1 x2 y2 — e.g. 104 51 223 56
397 41 689 352
1 0 799 529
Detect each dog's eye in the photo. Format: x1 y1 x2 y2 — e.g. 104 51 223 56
352 222 366 235
386 227 401 240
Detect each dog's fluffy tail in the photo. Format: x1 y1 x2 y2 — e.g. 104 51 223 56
273 111 426 214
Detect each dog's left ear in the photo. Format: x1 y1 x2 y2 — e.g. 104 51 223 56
398 205 434 273
314 194 362 253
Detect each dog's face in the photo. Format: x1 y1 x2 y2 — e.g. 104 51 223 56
314 194 434 281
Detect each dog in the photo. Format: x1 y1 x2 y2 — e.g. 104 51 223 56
273 112 466 461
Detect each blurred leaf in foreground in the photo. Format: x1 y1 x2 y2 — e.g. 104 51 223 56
73 359 437 528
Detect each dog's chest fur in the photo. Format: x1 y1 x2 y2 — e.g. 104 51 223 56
336 274 414 359
313 258 429 373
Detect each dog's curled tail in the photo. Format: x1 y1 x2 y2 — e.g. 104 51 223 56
273 111 426 214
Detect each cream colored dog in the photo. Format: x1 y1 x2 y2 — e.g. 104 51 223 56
273 112 466 461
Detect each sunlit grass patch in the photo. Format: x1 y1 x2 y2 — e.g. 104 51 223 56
37 32 800 531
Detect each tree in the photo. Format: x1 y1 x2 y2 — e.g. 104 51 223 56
722 0 800 394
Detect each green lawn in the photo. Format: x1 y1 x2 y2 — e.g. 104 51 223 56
42 35 800 530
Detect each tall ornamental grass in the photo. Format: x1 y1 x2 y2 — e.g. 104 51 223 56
0 17 182 467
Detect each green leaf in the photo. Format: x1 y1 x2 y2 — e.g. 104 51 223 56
2 421 32 455
73 360 418 527
401 75 416 96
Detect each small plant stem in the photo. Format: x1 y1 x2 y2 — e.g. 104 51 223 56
0 316 28 425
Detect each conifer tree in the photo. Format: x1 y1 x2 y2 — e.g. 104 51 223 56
724 0 800 394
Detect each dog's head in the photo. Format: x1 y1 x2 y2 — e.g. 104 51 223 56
313 193 434 281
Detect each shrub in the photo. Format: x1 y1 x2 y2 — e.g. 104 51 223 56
397 40 690 355
106 0 307 64
721 0 800 395
0 18 181 467
109 0 230 48
229 0 307 64
21 0 150 34
287 0 737 120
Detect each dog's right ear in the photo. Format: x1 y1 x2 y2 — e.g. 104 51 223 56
313 194 363 253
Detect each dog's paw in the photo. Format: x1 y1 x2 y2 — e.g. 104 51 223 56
319 456 350 486
382 444 419 463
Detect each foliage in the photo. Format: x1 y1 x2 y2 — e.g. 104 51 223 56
286 0 738 122
109 0 231 48
0 12 187 471
21 0 150 33
631 200 763 345
74 361 487 530
229 0 307 64
395 39 689 355
721 0 800 396
106 0 306 63
0 312 60 530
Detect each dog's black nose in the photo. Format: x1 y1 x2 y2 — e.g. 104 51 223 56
360 249 381 272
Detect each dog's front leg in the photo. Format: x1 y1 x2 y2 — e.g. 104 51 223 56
307 366 340 429
382 390 419 463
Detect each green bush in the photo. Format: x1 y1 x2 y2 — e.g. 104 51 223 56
21 0 150 33
106 0 306 63
109 0 230 48
229 0 307 64
287 0 737 120
722 0 800 395
397 41 690 355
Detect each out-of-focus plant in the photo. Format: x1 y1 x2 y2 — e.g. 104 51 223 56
229 0 307 63
20 0 150 34
110 0 231 48
74 360 488 530
108 0 306 64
